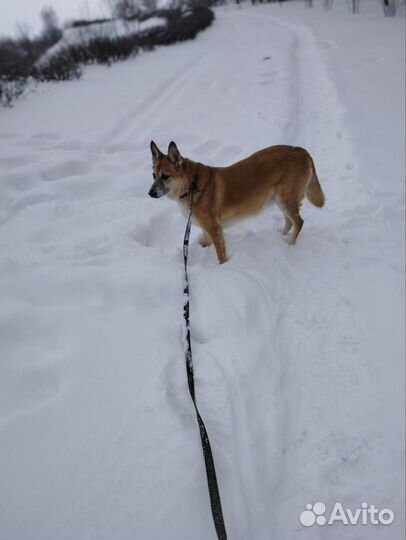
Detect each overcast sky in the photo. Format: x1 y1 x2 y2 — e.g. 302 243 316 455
0 0 108 37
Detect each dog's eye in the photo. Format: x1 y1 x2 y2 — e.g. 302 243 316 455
161 174 170 181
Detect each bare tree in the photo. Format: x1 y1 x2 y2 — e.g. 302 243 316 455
346 0 360 13
142 0 157 12
15 22 31 45
40 6 62 42
15 23 35 63
104 0 141 18
382 0 399 16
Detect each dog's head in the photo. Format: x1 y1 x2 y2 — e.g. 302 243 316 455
148 141 187 200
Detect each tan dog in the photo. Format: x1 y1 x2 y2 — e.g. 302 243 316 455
148 141 324 264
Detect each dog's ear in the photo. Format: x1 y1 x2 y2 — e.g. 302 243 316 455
150 140 162 163
168 141 182 166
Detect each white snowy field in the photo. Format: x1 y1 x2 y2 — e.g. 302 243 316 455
0 1 404 539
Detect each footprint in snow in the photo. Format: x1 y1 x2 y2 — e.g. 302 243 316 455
0 314 63 421
0 132 18 139
9 193 57 213
41 159 92 182
1 171 38 192
31 131 61 140
131 208 183 253
73 236 113 265
0 154 38 170
53 139 84 151
0 365 62 422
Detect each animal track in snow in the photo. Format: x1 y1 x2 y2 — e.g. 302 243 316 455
8 193 58 213
0 312 62 421
0 154 38 170
41 159 92 182
0 365 61 422
31 131 61 141
73 235 113 265
0 132 18 139
1 171 38 192
53 139 84 151
131 207 183 254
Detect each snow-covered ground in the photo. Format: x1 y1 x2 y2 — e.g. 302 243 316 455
0 1 404 539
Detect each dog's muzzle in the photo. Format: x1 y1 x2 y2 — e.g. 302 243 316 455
148 184 167 198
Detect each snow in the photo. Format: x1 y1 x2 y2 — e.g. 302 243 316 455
39 16 167 66
0 1 404 540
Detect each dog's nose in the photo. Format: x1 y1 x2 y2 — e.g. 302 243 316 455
148 188 157 198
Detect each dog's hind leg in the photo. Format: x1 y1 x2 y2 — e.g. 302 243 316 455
283 205 304 245
278 214 292 235
276 196 304 245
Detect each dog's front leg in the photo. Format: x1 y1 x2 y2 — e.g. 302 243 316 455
204 222 228 264
199 231 213 248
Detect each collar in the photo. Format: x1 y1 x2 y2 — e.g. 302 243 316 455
179 176 201 200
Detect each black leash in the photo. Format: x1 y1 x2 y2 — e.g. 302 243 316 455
182 180 228 540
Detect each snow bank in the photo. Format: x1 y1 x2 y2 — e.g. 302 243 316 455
39 16 166 65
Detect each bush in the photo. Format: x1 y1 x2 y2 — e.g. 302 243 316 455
32 52 82 82
40 6 62 43
0 76 27 107
145 6 214 45
110 0 142 19
0 38 32 79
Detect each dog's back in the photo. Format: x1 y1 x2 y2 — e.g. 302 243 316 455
211 145 324 230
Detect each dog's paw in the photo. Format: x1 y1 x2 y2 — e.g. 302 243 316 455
285 236 296 246
278 227 289 236
199 234 212 248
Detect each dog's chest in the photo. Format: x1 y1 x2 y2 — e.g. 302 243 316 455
177 199 190 219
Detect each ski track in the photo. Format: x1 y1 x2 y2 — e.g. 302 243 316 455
0 4 402 540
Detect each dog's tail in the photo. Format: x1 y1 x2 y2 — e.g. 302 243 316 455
306 160 325 208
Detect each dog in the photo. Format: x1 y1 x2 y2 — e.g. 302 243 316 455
148 141 324 264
